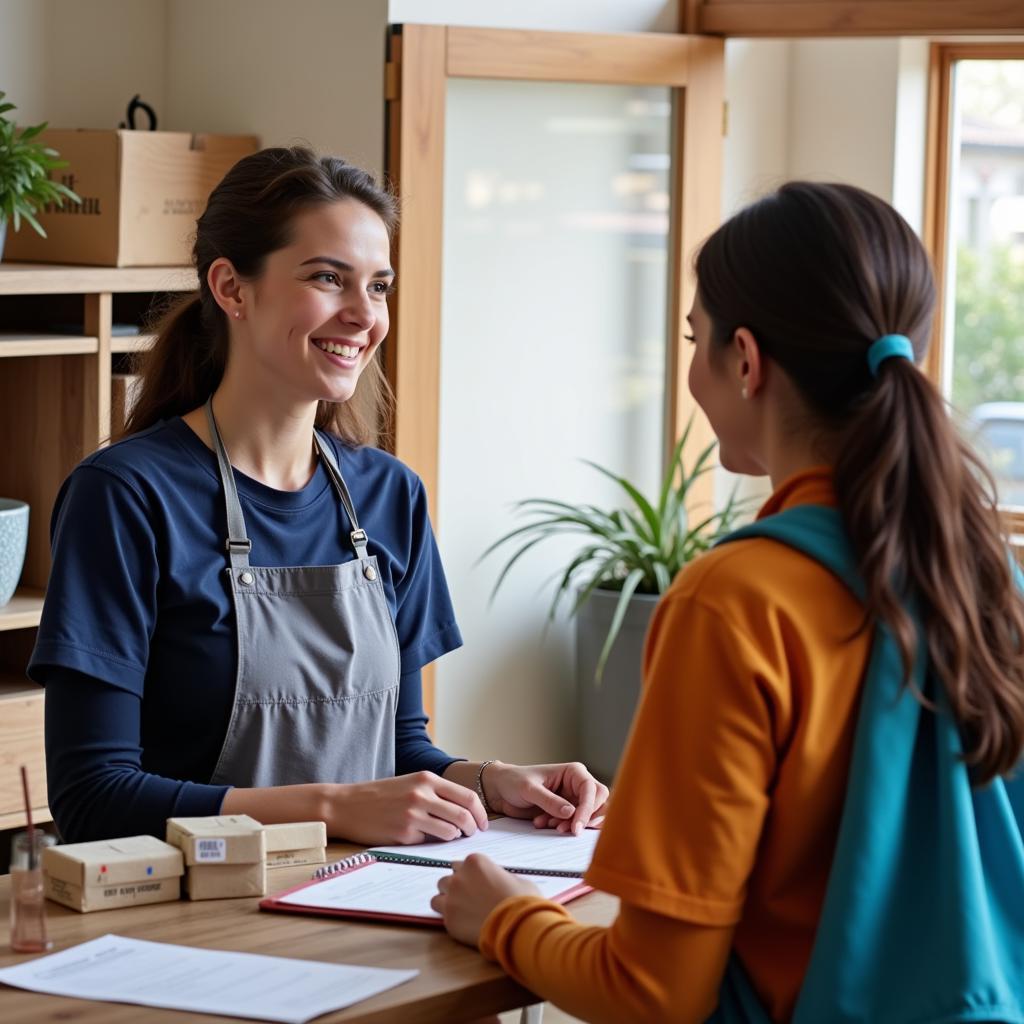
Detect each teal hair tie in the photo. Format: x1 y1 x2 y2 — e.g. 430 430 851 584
867 334 914 377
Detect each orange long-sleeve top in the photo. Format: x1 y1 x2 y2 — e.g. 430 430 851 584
479 468 873 1023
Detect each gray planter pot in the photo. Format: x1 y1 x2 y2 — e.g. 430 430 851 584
576 588 660 784
0 219 6 262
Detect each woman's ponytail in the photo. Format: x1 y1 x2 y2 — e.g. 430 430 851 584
836 357 1024 783
118 292 226 441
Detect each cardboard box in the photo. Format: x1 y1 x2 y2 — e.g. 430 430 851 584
263 821 327 854
5 130 259 266
185 861 267 901
42 835 183 913
262 821 326 869
266 847 327 869
166 815 265 866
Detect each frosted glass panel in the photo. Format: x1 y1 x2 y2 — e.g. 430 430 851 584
435 79 672 762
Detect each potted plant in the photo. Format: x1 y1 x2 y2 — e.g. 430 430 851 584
0 91 80 261
483 417 748 782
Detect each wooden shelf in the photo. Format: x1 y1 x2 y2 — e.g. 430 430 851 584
0 807 51 831
111 333 157 354
0 673 42 701
0 672 49 831
0 262 197 295
0 334 99 357
0 588 45 632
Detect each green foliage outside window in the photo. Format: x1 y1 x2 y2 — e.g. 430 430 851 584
951 243 1024 414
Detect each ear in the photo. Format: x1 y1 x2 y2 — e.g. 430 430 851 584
733 327 765 399
207 258 246 320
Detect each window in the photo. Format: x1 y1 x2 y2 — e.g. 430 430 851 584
928 48 1024 506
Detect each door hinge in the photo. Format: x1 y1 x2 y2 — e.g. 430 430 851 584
385 63 400 102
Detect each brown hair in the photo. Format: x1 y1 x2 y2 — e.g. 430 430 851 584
696 181 1024 785
120 146 398 446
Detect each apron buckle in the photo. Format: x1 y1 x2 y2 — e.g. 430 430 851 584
350 529 368 547
226 538 253 554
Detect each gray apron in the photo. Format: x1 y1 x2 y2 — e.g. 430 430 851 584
204 398 400 789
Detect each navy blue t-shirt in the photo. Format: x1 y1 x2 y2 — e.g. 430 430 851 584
30 417 463 841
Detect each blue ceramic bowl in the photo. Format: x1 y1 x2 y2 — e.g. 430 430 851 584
0 499 29 607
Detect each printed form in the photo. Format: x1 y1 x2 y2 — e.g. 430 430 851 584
371 816 601 874
0 934 417 1023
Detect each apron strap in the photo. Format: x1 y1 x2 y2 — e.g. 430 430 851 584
314 431 369 561
204 397 252 571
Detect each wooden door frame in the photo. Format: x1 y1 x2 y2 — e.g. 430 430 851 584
384 25 725 720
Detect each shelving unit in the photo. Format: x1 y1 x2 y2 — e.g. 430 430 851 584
0 261 198 831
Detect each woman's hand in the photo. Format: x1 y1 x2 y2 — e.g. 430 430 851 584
324 772 488 846
482 761 609 835
431 853 542 947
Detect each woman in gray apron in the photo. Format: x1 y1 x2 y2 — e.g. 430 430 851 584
34 147 607 847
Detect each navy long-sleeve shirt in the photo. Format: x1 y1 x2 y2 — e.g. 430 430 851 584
30 418 463 842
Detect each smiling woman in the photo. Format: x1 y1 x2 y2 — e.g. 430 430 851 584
29 146 608 849
121 149 398 450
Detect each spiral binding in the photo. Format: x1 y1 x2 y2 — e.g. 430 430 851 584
313 851 375 880
312 849 583 881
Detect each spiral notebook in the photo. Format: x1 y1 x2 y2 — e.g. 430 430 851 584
260 818 598 927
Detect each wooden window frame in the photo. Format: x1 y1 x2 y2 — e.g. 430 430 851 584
922 42 1024 388
384 26 725 718
923 43 1024 551
687 2 1024 37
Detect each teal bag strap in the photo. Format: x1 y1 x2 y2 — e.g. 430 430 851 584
705 506 1024 1024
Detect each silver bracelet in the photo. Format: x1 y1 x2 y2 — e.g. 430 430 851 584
475 760 497 815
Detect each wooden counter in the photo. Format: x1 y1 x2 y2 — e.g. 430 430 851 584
0 843 616 1022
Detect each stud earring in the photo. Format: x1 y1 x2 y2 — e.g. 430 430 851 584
234 311 241 319
741 385 749 399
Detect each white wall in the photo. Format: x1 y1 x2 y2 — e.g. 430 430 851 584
892 37 931 234
1 0 48 124
0 0 386 176
1 0 165 128
164 0 388 178
787 39 902 201
387 0 678 33
722 39 793 217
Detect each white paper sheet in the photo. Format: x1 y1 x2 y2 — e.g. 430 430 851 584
279 862 574 919
370 816 600 875
0 934 417 1024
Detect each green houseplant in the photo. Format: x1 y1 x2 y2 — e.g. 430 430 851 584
482 416 749 780
0 91 80 259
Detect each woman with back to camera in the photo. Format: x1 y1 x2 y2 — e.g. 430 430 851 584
32 147 607 847
433 181 1024 1023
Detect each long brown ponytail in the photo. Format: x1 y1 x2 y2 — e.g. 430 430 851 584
696 181 1024 785
120 146 398 446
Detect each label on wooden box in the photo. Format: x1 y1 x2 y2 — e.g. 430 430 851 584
185 861 267 901
166 815 265 866
45 873 181 913
266 847 327 869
